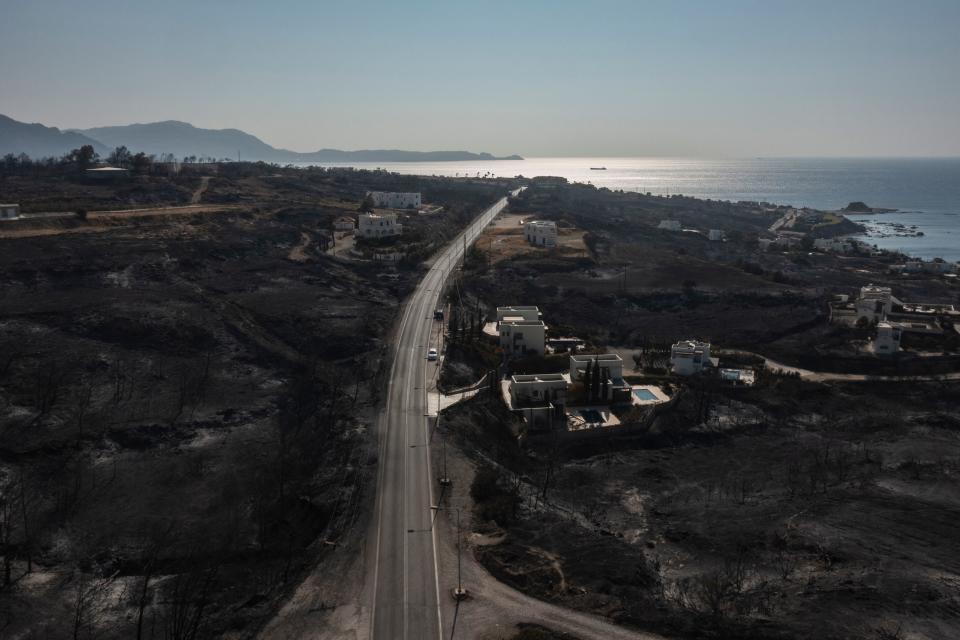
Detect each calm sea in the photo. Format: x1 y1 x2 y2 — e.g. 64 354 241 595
299 157 960 261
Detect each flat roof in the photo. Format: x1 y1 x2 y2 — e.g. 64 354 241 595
501 320 545 326
570 353 622 362
512 373 566 383
497 305 540 311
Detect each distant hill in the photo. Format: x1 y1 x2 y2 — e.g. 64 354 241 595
71 119 522 163
0 114 108 158
77 120 279 161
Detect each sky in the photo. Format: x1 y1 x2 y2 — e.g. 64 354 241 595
1 0 959 157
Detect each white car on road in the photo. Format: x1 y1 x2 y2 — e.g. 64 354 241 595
427 348 438 361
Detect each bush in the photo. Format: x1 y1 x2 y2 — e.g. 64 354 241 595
471 466 519 525
471 466 503 502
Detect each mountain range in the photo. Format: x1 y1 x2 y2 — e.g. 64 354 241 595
0 114 522 163
0 114 108 158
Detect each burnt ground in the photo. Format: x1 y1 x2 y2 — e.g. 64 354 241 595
444 380 960 640
466 183 958 353
437 181 960 640
0 166 514 638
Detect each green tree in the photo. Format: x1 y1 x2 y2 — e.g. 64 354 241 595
131 152 153 175
584 359 593 400
108 145 132 167
68 144 99 170
590 358 600 402
359 194 375 212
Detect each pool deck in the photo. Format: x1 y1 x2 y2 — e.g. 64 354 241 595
630 384 670 406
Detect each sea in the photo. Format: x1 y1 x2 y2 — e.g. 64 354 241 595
297 157 960 262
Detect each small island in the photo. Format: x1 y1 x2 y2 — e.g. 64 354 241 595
842 201 898 214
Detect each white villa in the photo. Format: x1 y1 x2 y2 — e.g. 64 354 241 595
670 340 717 375
873 322 902 356
568 353 631 402
367 191 421 210
496 306 546 356
832 284 959 330
524 220 557 247
657 219 682 231
569 353 624 382
855 284 894 323
357 212 402 238
0 204 20 220
509 373 567 408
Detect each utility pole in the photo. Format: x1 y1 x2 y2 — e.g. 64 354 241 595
430 505 466 600
455 507 463 599
438 425 451 486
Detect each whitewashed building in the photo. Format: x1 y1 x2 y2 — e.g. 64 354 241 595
496 306 542 323
0 204 21 220
670 340 717 375
497 306 545 356
657 219 682 231
568 354 631 402
509 373 568 408
367 191 421 209
357 212 402 238
569 353 624 382
855 284 894 323
524 220 557 246
873 322 902 355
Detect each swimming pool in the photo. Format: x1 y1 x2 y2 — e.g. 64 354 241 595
633 388 658 401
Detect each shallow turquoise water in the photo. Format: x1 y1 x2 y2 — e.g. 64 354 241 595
633 388 658 401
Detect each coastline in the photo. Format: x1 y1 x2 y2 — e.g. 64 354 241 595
293 156 959 261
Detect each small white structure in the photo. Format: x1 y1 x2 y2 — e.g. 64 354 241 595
569 353 624 381
333 216 355 232
873 322 902 355
855 284 894 323
658 219 682 231
357 212 402 238
708 229 725 241
367 191 421 210
568 354 630 402
524 220 557 247
509 373 567 408
0 204 21 220
496 306 541 323
496 306 545 356
84 166 130 179
670 340 717 375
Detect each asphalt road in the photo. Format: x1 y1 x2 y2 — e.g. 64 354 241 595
369 191 518 640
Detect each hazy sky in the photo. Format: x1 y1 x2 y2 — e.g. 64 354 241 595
2 0 959 157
